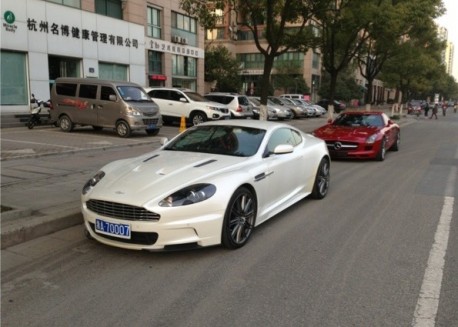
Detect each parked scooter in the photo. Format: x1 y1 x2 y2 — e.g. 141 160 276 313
27 94 51 129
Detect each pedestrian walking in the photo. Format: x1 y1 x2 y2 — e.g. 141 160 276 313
424 102 430 117
430 103 438 119
442 102 447 116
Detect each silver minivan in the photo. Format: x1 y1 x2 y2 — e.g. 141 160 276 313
50 78 162 137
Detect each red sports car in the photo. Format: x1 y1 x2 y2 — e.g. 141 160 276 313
312 111 400 161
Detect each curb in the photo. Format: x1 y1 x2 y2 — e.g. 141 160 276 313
1 205 82 249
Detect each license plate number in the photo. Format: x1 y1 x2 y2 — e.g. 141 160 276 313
95 219 131 239
147 124 156 129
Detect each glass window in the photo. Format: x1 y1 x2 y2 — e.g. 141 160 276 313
0 51 27 105
147 7 162 39
46 0 80 8
148 51 162 74
266 128 300 154
95 0 122 19
56 83 77 96
79 84 98 99
172 12 197 34
100 86 116 101
99 62 128 81
49 55 80 80
312 51 320 69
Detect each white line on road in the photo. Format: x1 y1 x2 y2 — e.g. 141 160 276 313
1 138 82 149
412 166 456 326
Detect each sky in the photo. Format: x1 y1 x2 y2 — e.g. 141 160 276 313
435 0 458 79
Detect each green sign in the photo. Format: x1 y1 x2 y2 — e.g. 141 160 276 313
4 10 15 24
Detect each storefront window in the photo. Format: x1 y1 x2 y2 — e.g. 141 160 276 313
99 63 128 81
49 55 80 82
0 51 27 105
172 55 196 77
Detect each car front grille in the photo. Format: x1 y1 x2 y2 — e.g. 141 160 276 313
325 141 358 151
86 199 160 221
143 118 159 125
89 222 158 245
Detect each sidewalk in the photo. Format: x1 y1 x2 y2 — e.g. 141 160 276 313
1 108 415 249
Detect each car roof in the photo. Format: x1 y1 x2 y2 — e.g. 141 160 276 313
198 119 295 130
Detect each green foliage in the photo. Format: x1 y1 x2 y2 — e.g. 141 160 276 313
319 69 364 102
205 45 242 93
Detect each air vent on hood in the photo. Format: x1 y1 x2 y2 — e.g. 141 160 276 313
194 159 217 167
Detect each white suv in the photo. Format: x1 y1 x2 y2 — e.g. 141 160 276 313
146 88 230 125
204 93 254 118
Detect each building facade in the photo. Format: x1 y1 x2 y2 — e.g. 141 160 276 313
0 0 205 115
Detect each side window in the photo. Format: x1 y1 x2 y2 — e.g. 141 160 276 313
101 86 116 101
150 89 168 99
170 91 183 101
266 128 299 154
56 83 77 96
79 84 98 99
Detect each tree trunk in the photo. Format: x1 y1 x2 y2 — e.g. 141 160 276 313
259 55 275 120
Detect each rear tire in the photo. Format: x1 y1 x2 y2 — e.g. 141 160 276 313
311 157 330 199
59 115 73 132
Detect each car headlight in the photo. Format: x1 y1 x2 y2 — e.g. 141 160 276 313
366 134 378 144
159 184 216 207
126 106 141 116
82 171 105 195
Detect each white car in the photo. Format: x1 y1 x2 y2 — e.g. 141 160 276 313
145 88 230 125
82 120 330 251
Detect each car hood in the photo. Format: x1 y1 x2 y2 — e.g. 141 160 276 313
88 150 250 205
314 125 380 140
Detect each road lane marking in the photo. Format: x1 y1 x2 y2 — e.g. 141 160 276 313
412 165 455 327
1 138 82 149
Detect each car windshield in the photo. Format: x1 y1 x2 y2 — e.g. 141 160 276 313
184 91 207 102
117 86 151 102
164 125 266 157
333 113 384 127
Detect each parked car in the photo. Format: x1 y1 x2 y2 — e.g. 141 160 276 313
146 88 230 126
82 120 330 251
279 94 308 100
316 99 346 113
269 96 307 118
313 111 400 161
51 78 162 137
247 97 276 120
290 99 317 117
247 97 293 120
204 93 254 119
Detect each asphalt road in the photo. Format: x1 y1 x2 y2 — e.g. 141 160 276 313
1 113 457 326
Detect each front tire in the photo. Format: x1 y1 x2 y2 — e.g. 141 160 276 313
221 187 257 249
27 119 35 129
390 132 400 151
190 111 206 125
376 137 386 161
311 157 330 199
116 121 131 138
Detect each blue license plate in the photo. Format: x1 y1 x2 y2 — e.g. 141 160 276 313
95 218 131 239
147 124 156 129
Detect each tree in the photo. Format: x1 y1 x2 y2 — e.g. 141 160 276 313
204 45 242 92
272 61 309 94
312 0 376 115
181 0 317 119
357 0 445 107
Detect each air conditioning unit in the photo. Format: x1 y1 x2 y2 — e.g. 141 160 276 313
181 38 188 45
171 35 179 43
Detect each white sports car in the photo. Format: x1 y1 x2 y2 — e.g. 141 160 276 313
82 120 330 251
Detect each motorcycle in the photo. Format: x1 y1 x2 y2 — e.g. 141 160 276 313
27 94 51 129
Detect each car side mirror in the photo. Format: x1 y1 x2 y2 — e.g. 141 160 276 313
179 97 188 103
273 144 294 154
109 94 117 101
160 137 168 146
